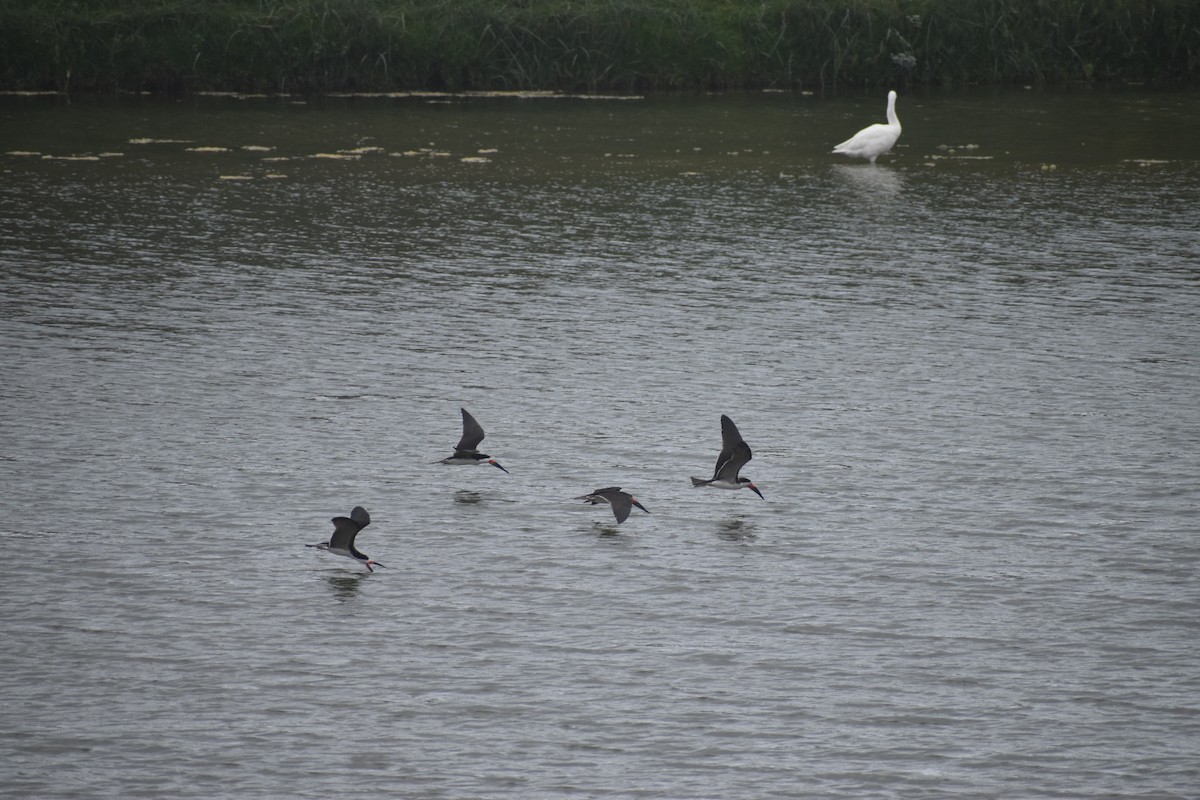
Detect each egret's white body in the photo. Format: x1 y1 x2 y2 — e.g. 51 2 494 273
832 90 901 164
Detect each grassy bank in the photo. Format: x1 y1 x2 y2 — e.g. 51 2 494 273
2 0 1197 94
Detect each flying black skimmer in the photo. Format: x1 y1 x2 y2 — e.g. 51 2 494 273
439 408 509 473
576 487 649 524
690 415 764 499
306 506 383 572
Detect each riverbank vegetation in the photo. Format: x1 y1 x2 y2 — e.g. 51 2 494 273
2 0 1197 94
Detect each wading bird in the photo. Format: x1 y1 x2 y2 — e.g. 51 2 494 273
832 90 902 164
690 415 764 499
306 506 383 572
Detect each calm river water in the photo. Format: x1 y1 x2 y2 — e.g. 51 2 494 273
2 87 1198 799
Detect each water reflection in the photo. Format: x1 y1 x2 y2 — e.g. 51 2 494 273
585 522 626 540
326 573 369 600
3 90 1199 800
716 517 758 543
830 163 904 200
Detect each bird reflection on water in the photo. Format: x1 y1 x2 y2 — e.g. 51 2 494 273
592 523 623 539
830 163 904 200
717 517 758 543
326 573 370 601
579 520 630 541
454 489 484 505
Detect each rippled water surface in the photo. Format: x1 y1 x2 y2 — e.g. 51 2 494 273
2 88 1199 799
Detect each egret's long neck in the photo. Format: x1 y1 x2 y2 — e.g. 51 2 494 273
886 93 900 128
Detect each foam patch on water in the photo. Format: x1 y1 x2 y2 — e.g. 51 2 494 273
392 149 452 158
925 153 994 163
10 150 124 159
326 90 643 101
195 91 274 99
179 89 641 102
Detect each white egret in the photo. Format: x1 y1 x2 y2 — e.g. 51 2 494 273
832 90 902 164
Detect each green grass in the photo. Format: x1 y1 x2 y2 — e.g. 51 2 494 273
1 0 1197 94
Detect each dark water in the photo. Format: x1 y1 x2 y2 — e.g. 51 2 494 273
2 87 1198 799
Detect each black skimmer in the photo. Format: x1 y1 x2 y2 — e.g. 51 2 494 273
690 415 764 499
439 408 509 473
576 487 649 524
306 506 383 572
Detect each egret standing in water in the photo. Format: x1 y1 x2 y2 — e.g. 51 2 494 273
832 90 902 164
